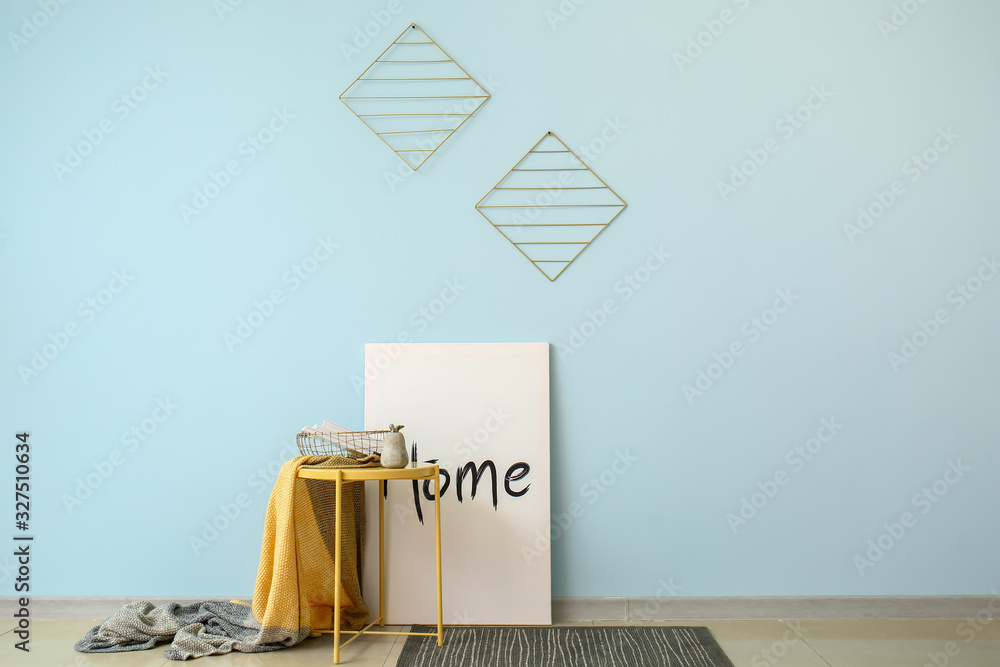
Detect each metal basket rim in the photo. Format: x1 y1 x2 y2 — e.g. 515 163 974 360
296 429 391 437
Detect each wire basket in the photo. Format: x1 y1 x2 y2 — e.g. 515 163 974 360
296 429 389 460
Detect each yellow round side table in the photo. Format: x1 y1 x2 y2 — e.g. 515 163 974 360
296 463 444 664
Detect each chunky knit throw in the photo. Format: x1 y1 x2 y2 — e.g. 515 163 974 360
76 454 379 660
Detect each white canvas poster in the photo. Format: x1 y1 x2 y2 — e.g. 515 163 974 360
362 342 551 625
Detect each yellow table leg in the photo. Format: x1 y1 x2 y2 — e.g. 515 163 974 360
434 465 443 647
334 469 343 664
379 479 385 627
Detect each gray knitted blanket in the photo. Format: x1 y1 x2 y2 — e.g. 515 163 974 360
76 455 376 660
74 600 299 660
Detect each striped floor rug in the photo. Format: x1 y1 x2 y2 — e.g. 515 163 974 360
398 625 735 666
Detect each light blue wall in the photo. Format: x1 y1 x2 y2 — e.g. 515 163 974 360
3 0 998 598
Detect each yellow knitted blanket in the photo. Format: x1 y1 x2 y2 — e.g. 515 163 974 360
251 454 381 646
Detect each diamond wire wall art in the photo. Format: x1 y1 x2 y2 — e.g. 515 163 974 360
475 132 627 281
339 24 490 170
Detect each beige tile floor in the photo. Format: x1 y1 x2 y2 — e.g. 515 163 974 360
1 618 998 666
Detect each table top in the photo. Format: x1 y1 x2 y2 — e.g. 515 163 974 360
296 463 440 482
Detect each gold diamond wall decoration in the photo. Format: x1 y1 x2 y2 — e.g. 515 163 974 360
340 24 490 170
475 132 627 281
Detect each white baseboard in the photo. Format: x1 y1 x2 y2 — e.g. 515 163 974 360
554 596 999 622
1 596 250 620
2 595 995 621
